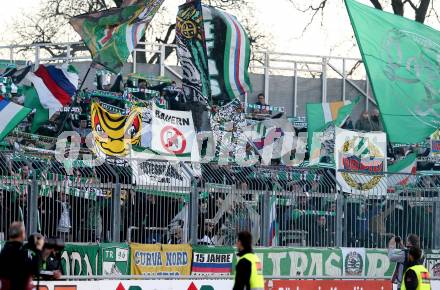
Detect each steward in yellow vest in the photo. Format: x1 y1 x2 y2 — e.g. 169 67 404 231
233 231 264 290
401 247 431 290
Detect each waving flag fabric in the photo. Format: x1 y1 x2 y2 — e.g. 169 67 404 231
346 0 440 144
176 0 211 106
22 85 49 133
70 0 164 73
0 96 31 140
307 97 358 149
202 5 252 105
388 153 417 188
25 64 78 118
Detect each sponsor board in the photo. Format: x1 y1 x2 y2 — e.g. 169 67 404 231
130 244 192 275
36 280 233 290
269 279 392 290
392 281 440 290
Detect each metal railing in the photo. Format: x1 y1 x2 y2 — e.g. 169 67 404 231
0 151 438 249
0 41 373 115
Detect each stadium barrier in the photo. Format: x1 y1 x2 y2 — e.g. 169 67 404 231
0 152 439 249
33 277 440 290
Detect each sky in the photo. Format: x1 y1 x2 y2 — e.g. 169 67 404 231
0 0 440 58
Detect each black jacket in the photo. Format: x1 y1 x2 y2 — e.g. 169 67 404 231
0 241 41 290
233 249 253 290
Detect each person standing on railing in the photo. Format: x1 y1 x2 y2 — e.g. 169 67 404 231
233 231 264 290
389 234 422 290
401 247 431 290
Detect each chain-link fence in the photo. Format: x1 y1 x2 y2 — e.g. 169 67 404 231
0 151 438 249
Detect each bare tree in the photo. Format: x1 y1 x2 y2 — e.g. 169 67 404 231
148 0 270 64
293 0 436 35
291 0 438 76
12 0 118 58
12 0 270 64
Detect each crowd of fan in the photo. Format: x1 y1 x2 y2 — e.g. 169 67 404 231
0 70 438 248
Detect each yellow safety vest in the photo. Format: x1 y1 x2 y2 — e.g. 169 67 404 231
237 253 265 290
401 265 431 290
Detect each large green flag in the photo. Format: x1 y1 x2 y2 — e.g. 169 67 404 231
345 0 440 144
70 0 164 73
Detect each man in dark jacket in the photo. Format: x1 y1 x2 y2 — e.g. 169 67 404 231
355 111 373 131
233 231 264 290
0 222 43 290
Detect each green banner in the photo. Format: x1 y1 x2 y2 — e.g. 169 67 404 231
101 243 130 275
61 244 101 276
61 243 130 276
192 246 396 278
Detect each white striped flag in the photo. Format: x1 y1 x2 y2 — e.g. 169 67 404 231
0 95 31 140
202 5 252 105
25 64 79 117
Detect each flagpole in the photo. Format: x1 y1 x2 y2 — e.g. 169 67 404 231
55 62 93 138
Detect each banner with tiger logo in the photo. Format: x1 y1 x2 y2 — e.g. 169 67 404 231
335 128 387 195
91 101 142 158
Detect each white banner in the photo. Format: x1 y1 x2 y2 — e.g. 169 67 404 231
341 247 366 276
150 104 198 161
36 279 234 290
335 128 387 195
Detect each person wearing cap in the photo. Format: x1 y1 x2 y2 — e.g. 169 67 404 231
233 231 264 290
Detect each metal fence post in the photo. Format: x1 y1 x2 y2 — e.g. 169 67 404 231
264 51 270 103
66 44 71 63
342 58 346 102
189 176 199 245
160 44 166 77
9 47 14 63
434 198 440 249
28 163 39 235
35 45 40 67
293 61 298 117
322 57 328 103
108 166 121 243
261 190 271 247
335 191 344 247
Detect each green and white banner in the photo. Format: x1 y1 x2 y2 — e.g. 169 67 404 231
193 246 395 278
61 243 130 276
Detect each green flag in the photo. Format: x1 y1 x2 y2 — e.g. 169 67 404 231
70 0 164 73
345 0 440 144
306 97 359 149
22 85 49 133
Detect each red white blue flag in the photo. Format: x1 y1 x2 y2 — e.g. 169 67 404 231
26 64 78 117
